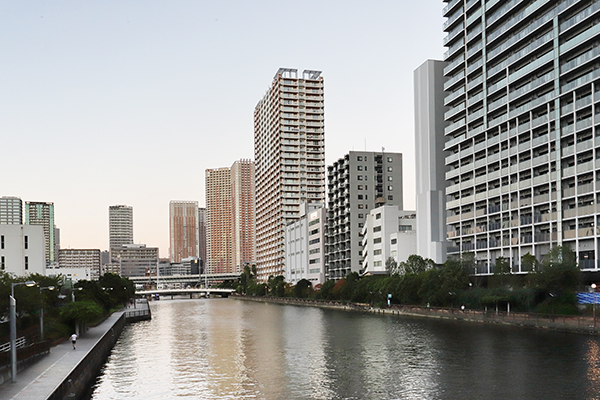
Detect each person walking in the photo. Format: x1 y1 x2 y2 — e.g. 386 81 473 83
71 333 77 350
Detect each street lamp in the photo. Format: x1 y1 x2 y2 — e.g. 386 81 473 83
71 287 83 336
592 283 597 329
10 280 36 383
39 286 55 341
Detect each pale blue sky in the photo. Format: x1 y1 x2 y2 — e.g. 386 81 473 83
1 1 445 257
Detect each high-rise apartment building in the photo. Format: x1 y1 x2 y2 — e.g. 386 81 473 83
109 205 133 254
169 201 199 263
254 68 325 281
231 160 256 273
206 167 233 274
326 151 403 279
24 201 55 265
205 160 255 274
0 197 23 224
441 0 600 272
198 207 207 268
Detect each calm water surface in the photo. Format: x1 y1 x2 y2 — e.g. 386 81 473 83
89 298 600 400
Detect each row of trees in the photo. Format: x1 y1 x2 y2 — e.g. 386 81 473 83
235 246 583 315
0 272 135 342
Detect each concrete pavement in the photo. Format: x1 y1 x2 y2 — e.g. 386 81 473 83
0 311 124 400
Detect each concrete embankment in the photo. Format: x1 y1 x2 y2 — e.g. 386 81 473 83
0 299 151 400
236 296 600 336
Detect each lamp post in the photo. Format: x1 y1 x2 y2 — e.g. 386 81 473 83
71 287 83 336
39 286 55 341
10 280 36 383
592 283 597 329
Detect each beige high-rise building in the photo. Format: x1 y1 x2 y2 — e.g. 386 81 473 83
205 159 255 274
25 201 56 265
169 201 199 263
254 68 325 281
231 160 256 272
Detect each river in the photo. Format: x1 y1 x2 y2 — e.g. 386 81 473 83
88 298 600 399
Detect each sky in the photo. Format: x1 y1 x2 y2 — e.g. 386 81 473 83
1 1 445 258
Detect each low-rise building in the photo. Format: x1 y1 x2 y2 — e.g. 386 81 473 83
114 244 159 278
58 249 101 280
285 202 326 286
361 206 417 275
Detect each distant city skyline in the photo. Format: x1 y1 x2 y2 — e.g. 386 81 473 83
1 1 445 257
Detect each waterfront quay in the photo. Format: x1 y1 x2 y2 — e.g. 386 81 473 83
238 296 600 336
0 299 150 400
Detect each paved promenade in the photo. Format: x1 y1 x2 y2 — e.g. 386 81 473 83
0 312 124 400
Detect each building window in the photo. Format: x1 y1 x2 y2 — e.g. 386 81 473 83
1 256 4 270
388 195 394 201
358 204 364 209
388 176 393 181
309 258 320 264
376 213 382 220
374 238 382 244
374 249 382 255
399 225 412 231
373 226 381 232
1 235 3 249
364 175 368 181
309 238 320 245
391 238 397 245
358 214 364 218
358 175 363 180
358 185 363 190
388 166 393 172
309 228 320 235
24 236 28 249
357 156 362 161
357 165 363 171
25 256 28 270
359 223 364 228
388 185 393 191
358 195 363 200
364 156 368 161
387 157 393 162
374 261 382 267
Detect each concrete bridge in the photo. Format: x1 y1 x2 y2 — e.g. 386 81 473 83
136 288 235 299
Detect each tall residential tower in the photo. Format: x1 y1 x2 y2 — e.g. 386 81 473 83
254 68 325 281
205 159 255 274
109 205 133 262
169 201 199 263
24 201 55 265
442 0 600 272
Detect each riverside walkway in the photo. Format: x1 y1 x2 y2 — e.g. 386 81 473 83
0 300 150 400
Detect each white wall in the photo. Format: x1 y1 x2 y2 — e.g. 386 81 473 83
0 225 46 276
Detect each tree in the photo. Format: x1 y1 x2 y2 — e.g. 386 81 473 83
268 275 285 297
533 246 580 315
398 255 434 275
385 257 398 275
294 279 312 298
489 256 513 289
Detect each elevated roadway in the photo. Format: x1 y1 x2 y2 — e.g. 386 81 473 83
129 272 240 287
136 288 235 298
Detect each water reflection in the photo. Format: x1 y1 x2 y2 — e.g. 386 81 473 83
89 299 600 400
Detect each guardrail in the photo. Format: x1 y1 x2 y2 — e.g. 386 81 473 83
0 336 26 352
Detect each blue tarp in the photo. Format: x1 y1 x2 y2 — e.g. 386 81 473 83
577 292 600 304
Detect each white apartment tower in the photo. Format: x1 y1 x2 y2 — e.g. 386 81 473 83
254 68 325 281
442 0 600 273
109 205 133 253
0 197 23 224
